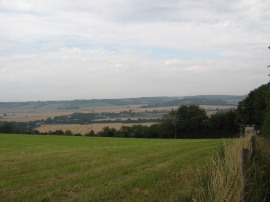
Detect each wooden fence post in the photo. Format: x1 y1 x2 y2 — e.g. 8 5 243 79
240 148 249 202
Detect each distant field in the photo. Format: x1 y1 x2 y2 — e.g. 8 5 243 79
0 104 236 122
0 134 224 201
0 111 73 122
36 123 157 135
0 105 145 122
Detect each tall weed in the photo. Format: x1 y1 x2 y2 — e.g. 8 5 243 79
194 135 270 202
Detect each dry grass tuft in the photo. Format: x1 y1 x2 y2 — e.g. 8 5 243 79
194 135 270 202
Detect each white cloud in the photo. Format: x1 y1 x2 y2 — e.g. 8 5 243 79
0 0 269 101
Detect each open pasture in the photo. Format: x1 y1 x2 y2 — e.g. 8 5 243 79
0 134 224 201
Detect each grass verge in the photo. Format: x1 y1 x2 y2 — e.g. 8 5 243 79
194 135 270 202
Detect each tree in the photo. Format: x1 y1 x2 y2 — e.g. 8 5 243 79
262 46 270 135
162 110 179 138
0 122 14 133
145 124 162 138
116 126 132 138
98 127 116 137
237 83 269 129
51 130 64 135
85 130 95 136
262 84 270 136
64 130 73 136
208 111 239 137
161 105 208 138
131 125 148 138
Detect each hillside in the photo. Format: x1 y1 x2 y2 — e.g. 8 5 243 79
0 95 245 112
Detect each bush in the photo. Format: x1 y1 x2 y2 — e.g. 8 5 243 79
85 130 95 136
64 130 73 136
74 133 82 136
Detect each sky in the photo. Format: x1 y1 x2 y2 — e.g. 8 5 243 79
0 0 269 101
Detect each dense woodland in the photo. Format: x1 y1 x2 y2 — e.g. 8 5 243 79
236 82 270 135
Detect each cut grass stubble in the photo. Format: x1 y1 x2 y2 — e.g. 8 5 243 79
0 134 224 202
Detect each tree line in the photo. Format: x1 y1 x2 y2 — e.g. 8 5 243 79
27 105 238 138
44 111 162 124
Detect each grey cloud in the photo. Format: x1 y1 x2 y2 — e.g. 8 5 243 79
0 0 269 101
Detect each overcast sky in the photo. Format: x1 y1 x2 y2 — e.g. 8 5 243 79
0 0 269 101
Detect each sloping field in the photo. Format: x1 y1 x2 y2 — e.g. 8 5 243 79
36 123 156 135
0 134 224 201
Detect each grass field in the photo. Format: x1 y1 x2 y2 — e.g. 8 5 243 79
0 134 225 201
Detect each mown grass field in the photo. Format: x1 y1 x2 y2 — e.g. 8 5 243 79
0 134 225 201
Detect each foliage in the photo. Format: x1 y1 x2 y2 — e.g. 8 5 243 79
173 105 208 137
207 111 239 137
85 130 95 136
195 136 270 202
160 105 237 138
43 111 161 125
262 46 270 136
0 122 14 133
0 121 38 134
262 83 270 136
49 130 65 135
237 83 270 133
78 105 238 139
45 113 98 124
97 126 117 137
64 130 73 136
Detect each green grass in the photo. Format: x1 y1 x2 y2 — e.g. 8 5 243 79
0 134 224 202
